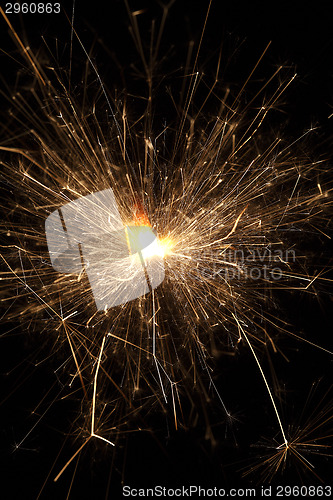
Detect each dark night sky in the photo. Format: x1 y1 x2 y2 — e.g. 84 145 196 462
1 1 333 499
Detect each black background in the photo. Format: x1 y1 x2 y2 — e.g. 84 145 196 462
1 1 333 499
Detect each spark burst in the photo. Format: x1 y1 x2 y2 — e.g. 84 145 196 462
0 1 332 495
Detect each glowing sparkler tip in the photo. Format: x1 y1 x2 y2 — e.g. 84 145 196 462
125 225 173 259
156 236 175 258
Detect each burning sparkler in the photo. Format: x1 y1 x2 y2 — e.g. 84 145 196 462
0 1 332 496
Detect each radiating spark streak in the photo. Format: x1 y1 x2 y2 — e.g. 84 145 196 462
192 0 212 71
276 173 301 228
53 438 91 483
170 382 178 430
91 433 115 446
173 71 200 154
67 23 127 162
216 160 257 204
100 364 134 408
90 335 115 446
62 311 78 321
107 332 152 356
124 0 149 75
308 224 331 239
91 336 105 435
277 128 316 159
35 349 68 368
288 445 315 468
26 169 68 199
0 148 58 190
68 0 76 88
235 41 272 103
66 451 81 500
250 312 333 355
211 121 227 172
205 366 229 417
14 387 64 451
195 53 222 118
152 289 168 403
62 323 88 399
232 312 288 447
221 206 247 240
303 271 326 290
18 249 26 286
0 254 57 318
0 6 46 85
37 424 76 498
